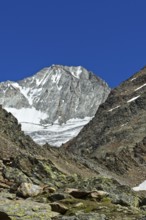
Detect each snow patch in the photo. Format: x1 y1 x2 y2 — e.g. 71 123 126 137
51 70 61 84
35 67 52 86
21 87 32 105
12 83 43 106
130 77 137 81
9 83 34 105
127 95 140 103
4 106 92 146
25 117 92 146
108 105 120 112
71 66 82 79
4 107 48 125
11 82 21 89
133 180 146 191
135 83 146 91
121 123 128 127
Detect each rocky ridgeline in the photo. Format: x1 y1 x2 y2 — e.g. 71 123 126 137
66 66 146 185
0 65 110 122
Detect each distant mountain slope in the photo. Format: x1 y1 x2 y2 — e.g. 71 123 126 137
66 66 146 185
0 65 110 146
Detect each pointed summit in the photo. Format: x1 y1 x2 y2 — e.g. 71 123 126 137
0 65 110 146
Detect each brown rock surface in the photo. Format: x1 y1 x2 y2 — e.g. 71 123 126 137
65 67 146 186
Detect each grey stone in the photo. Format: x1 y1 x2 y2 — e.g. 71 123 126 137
50 202 68 214
55 213 107 220
17 182 43 198
48 193 72 202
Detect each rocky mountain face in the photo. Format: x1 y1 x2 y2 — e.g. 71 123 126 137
0 104 146 219
66 66 146 186
0 65 110 146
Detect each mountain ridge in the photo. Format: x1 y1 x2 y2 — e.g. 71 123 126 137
0 65 110 146
65 66 146 186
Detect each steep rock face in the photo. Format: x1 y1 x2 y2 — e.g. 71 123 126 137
0 105 38 159
0 65 110 146
66 66 146 184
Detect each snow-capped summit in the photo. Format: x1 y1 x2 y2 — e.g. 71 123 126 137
0 65 110 146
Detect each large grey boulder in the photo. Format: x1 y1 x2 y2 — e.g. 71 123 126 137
17 182 43 198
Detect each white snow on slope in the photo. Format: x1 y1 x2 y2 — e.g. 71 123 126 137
127 95 140 103
51 70 61 84
11 82 44 105
108 105 120 112
70 66 82 79
38 69 52 86
11 82 33 105
25 117 92 146
121 123 128 127
130 77 137 81
135 83 146 91
5 107 48 124
4 106 92 146
133 180 146 191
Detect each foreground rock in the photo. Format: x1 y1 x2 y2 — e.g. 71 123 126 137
0 174 144 219
17 182 43 198
54 213 107 220
50 202 68 214
65 188 108 200
0 198 59 220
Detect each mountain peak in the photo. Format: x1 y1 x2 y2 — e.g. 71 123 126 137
34 65 91 82
0 65 110 146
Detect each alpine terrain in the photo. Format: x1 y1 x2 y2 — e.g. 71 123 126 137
0 65 110 146
66 66 146 187
1 66 146 220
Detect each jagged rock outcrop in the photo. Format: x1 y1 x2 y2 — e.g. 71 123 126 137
66 66 146 185
0 65 110 146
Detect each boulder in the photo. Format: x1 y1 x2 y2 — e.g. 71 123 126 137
65 188 89 198
89 190 109 199
50 202 68 214
54 212 107 220
65 188 108 200
0 198 58 220
48 193 72 202
3 166 31 184
45 186 56 193
17 182 43 198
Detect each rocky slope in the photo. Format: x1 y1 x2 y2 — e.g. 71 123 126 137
66 66 146 186
0 65 110 146
0 98 146 219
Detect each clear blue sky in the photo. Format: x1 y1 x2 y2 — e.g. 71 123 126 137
0 0 146 88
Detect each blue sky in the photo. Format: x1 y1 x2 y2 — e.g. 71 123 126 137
0 0 146 87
